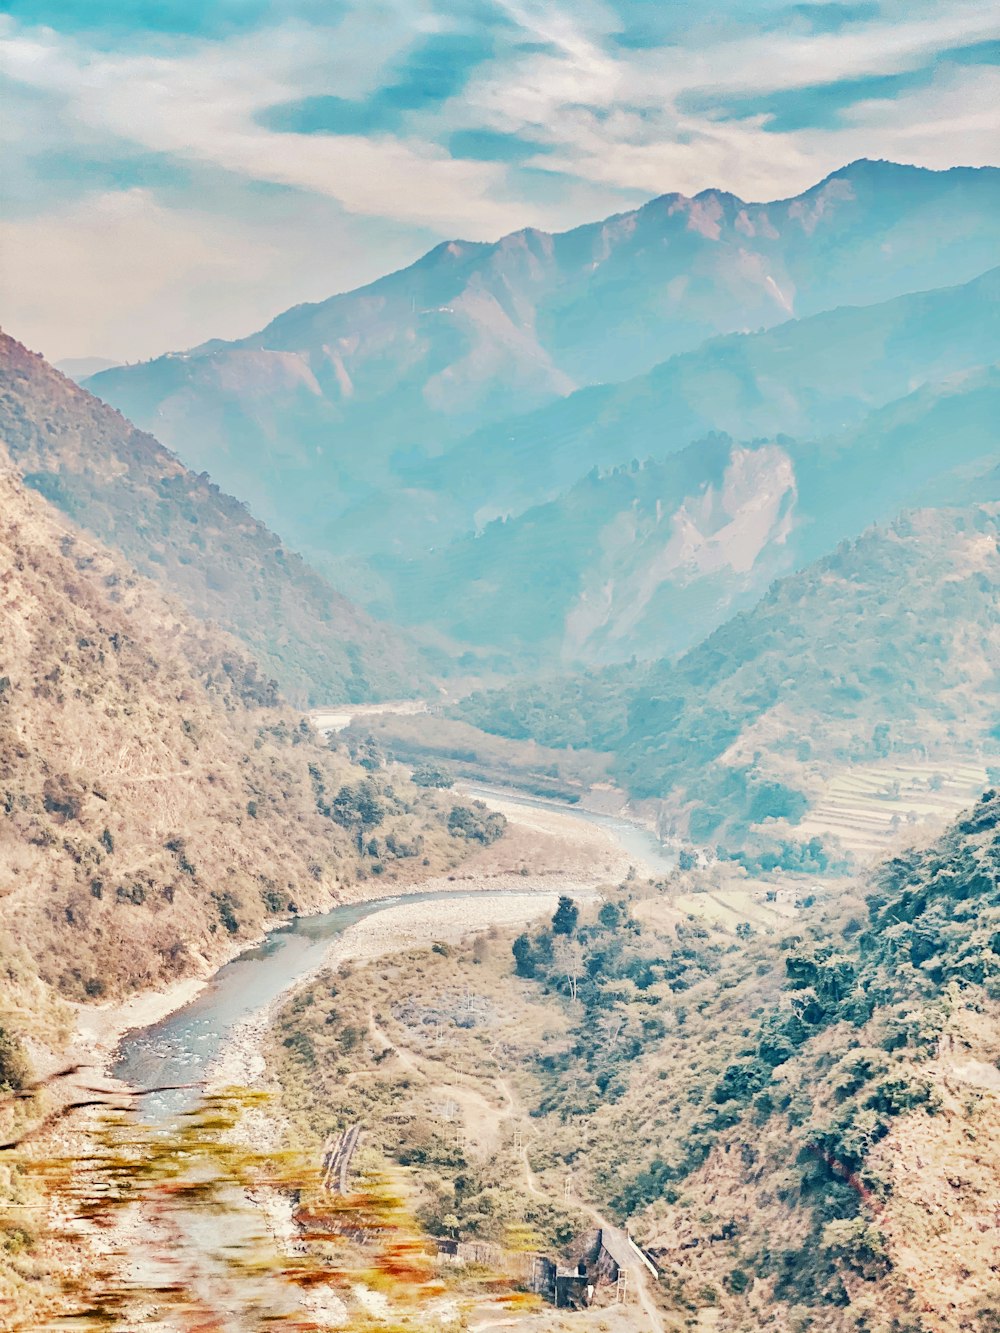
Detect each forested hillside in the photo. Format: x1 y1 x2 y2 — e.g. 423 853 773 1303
0 467 476 1019
457 506 1000 849
509 792 1000 1329
365 365 999 665
269 789 1000 1330
0 334 430 706
348 266 1000 568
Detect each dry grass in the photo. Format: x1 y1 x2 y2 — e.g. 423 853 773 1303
0 468 475 1014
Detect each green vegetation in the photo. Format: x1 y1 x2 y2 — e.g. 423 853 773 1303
269 790 1000 1329
446 801 507 845
458 507 1000 851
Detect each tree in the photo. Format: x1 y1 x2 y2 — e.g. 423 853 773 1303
411 763 454 789
552 896 579 936
331 779 386 853
512 934 535 978
598 901 623 931
553 938 586 1002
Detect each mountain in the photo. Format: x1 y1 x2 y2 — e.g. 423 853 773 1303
456 504 1000 852
0 333 431 707
348 265 1000 567
54 357 121 383
0 465 475 1010
508 793 1000 1328
367 362 1000 666
85 161 1000 558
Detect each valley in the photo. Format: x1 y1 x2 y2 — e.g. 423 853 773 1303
1 146 998 1333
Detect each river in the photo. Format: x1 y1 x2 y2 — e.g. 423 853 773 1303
113 787 675 1115
460 782 677 878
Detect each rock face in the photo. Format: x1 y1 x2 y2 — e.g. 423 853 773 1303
0 333 430 706
365 363 1000 667
84 161 1000 553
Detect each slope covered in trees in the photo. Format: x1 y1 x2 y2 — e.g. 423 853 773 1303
266 788 1000 1330
511 792 1000 1328
0 334 430 706
0 467 475 1015
350 265 1000 567
366 364 999 666
457 505 1000 847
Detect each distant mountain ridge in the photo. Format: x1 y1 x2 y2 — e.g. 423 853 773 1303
354 294 1000 666
374 265 1000 553
457 502 1000 849
85 160 1000 558
0 334 431 706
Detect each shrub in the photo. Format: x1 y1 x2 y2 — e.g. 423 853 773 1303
0 1027 30 1091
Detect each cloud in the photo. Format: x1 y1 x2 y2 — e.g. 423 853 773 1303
0 19 564 233
455 0 1000 196
1 0 997 358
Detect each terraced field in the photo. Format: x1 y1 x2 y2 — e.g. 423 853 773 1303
798 759 995 863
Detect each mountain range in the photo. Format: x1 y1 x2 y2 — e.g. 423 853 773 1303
456 501 1000 850
84 160 1000 571
369 358 999 664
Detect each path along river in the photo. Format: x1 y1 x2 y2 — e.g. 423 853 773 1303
112 785 675 1116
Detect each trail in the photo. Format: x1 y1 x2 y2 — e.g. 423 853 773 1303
368 1018 663 1328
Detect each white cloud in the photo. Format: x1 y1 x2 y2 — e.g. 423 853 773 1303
1 1 997 358
0 20 540 234
458 0 1000 197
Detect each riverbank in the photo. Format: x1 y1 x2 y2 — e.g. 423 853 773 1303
209 888 583 1093
74 778 634 1087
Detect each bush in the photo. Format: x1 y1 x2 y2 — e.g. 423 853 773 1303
447 802 506 845
0 1027 30 1091
411 763 454 789
552 896 579 936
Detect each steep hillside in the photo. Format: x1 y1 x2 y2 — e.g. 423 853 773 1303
268 792 1000 1331
369 364 1000 665
349 265 1000 567
0 333 429 707
457 506 1000 852
85 162 1000 556
0 467 480 1014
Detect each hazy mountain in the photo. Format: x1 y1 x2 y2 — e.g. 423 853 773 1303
85 161 1000 556
369 364 1000 666
54 356 121 382
457 504 1000 847
348 265 1000 569
0 333 432 706
0 467 469 1005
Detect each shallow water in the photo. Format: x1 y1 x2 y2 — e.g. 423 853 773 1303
113 793 673 1115
112 894 399 1115
461 782 678 877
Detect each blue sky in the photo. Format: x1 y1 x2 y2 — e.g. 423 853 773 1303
1 0 997 361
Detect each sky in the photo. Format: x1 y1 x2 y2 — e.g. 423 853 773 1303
1 0 998 363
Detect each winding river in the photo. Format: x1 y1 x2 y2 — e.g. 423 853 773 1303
113 786 675 1116
462 782 677 878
